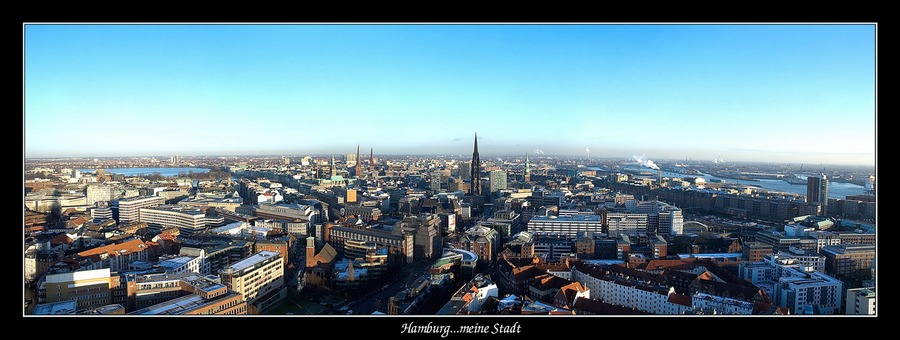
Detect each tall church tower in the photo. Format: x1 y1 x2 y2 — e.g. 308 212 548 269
355 144 361 179
330 155 336 178
470 132 482 196
524 152 530 182
305 236 317 268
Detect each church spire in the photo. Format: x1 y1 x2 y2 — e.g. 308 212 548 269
355 144 361 180
525 152 530 182
330 155 336 178
470 132 482 196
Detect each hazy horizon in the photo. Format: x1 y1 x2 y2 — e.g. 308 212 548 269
24 24 876 166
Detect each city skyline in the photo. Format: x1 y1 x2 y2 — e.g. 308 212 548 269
25 24 876 165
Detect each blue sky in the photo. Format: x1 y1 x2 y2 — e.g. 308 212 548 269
24 24 875 165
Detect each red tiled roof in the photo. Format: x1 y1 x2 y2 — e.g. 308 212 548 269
667 293 692 307
50 233 74 245
78 239 147 257
560 282 588 294
71 216 90 226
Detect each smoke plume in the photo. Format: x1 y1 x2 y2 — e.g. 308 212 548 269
632 154 660 170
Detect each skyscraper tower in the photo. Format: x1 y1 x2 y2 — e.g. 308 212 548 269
524 152 530 182
369 147 374 179
470 132 482 196
355 144 361 179
807 174 829 216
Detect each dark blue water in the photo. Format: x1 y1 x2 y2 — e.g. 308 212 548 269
78 167 209 177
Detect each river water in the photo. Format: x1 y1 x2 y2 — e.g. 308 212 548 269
659 171 866 200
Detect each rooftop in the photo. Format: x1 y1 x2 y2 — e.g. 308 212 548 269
128 291 241 315
222 251 280 275
142 204 206 215
158 256 196 270
530 214 602 222
77 239 147 258
33 300 77 315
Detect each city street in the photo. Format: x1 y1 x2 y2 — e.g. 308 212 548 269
349 261 430 314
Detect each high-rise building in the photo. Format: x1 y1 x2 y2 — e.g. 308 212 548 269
369 147 374 179
489 170 507 193
430 172 443 192
807 175 829 216
470 132 482 196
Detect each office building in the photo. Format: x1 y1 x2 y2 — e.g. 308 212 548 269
740 253 826 286
139 205 211 234
86 183 121 206
118 196 165 223
743 242 774 262
807 175 829 216
489 170 507 193
91 202 113 220
219 251 285 313
255 203 323 225
329 225 413 265
128 275 247 315
342 204 382 222
40 269 117 311
774 271 842 314
606 213 649 237
430 172 443 192
158 256 203 275
527 215 604 238
845 287 875 315
739 253 842 314
822 244 876 281
457 225 498 265
398 213 442 261
657 205 683 237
